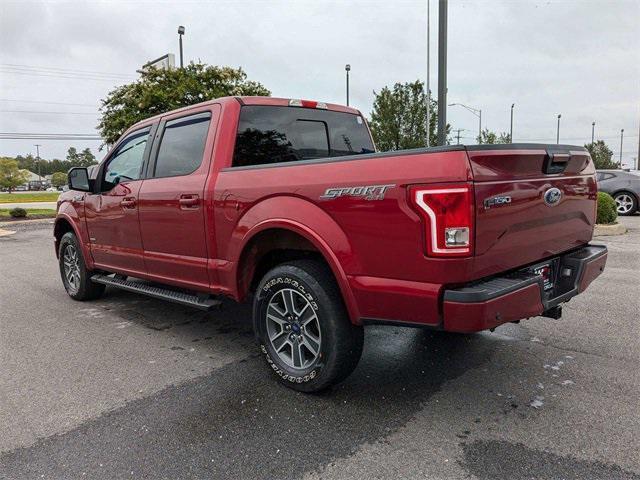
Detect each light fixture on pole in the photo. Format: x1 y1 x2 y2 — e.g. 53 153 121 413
178 26 185 68
510 103 514 143
426 0 431 147
345 64 350 106
449 103 481 143
556 114 561 144
34 144 42 181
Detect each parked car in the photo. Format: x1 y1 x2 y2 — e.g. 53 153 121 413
55 96 607 392
46 187 59 192
596 170 640 215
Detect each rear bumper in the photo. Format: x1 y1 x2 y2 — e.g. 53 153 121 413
442 244 607 333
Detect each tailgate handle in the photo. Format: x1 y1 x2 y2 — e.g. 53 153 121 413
543 151 570 174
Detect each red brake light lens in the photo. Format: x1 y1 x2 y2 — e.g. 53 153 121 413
411 184 474 257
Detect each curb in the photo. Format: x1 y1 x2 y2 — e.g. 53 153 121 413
0 218 55 227
593 223 626 237
0 228 16 237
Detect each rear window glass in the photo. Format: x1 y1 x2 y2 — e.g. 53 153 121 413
232 106 374 167
153 112 211 178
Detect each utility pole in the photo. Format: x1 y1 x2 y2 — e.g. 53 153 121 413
34 144 42 181
620 128 624 166
556 114 561 144
345 64 350 106
591 121 595 144
178 26 185 68
510 103 514 143
454 128 464 145
437 0 448 146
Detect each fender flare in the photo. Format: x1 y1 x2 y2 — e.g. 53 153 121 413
229 197 362 323
54 206 94 269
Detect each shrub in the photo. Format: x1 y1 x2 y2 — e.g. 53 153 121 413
596 192 617 225
9 207 27 218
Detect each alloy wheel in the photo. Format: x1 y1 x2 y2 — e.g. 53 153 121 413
614 194 634 214
265 288 322 370
63 244 81 293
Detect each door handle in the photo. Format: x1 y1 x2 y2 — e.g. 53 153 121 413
121 197 137 209
179 194 200 209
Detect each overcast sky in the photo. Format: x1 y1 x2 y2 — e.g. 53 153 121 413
1 0 638 167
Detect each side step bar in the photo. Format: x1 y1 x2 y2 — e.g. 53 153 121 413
91 274 221 311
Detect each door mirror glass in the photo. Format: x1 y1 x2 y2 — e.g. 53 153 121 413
68 167 91 192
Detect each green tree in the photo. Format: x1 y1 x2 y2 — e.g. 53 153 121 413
79 148 96 166
476 128 511 144
51 171 68 188
369 80 447 151
0 158 30 193
585 140 618 169
98 63 271 145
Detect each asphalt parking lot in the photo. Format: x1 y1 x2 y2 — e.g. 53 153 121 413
1 217 639 479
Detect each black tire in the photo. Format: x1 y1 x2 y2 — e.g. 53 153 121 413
58 231 105 301
253 259 364 393
613 191 638 216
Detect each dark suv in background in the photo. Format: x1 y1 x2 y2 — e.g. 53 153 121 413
596 170 640 215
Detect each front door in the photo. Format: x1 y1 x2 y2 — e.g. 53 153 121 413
85 126 152 276
138 109 216 290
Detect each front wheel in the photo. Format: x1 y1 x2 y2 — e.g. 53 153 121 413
613 192 638 216
253 259 363 393
58 232 105 301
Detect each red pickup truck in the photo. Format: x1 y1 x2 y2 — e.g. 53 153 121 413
56 96 607 392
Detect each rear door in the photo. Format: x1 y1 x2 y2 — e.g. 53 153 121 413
468 145 596 277
85 126 153 275
137 106 219 291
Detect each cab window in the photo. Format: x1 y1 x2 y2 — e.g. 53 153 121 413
102 127 150 191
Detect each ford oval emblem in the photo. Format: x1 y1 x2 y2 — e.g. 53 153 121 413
544 187 562 206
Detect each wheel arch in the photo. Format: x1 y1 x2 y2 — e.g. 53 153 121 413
53 209 93 268
233 220 361 324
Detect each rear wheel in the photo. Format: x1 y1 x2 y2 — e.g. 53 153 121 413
253 259 363 392
613 191 638 216
58 232 105 301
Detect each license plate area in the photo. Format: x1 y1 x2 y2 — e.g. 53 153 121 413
527 260 558 292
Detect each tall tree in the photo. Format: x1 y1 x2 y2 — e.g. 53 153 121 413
368 80 446 151
585 140 618 169
476 128 511 144
0 158 30 193
98 63 270 145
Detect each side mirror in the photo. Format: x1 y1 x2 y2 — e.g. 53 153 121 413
68 167 91 192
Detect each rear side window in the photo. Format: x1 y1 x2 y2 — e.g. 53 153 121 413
232 106 374 167
153 112 211 178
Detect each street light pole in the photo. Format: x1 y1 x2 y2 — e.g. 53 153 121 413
591 121 595 144
556 114 561 144
178 26 185 68
345 64 350 106
510 103 514 143
448 103 481 143
425 0 431 147
620 128 624 166
436 0 448 146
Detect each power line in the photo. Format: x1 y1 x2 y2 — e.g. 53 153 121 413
0 98 97 107
0 110 98 115
0 63 134 79
0 69 133 82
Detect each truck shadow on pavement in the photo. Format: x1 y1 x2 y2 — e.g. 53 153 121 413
3 288 635 479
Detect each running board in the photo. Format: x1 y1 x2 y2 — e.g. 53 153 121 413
91 274 221 311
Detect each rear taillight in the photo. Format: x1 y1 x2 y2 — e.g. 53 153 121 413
410 184 474 257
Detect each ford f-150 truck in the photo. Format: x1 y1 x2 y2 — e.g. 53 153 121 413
56 96 607 392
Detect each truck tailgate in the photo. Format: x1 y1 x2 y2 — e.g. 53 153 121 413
468 145 596 277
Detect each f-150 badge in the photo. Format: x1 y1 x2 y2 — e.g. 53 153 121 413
320 184 395 201
484 195 512 209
